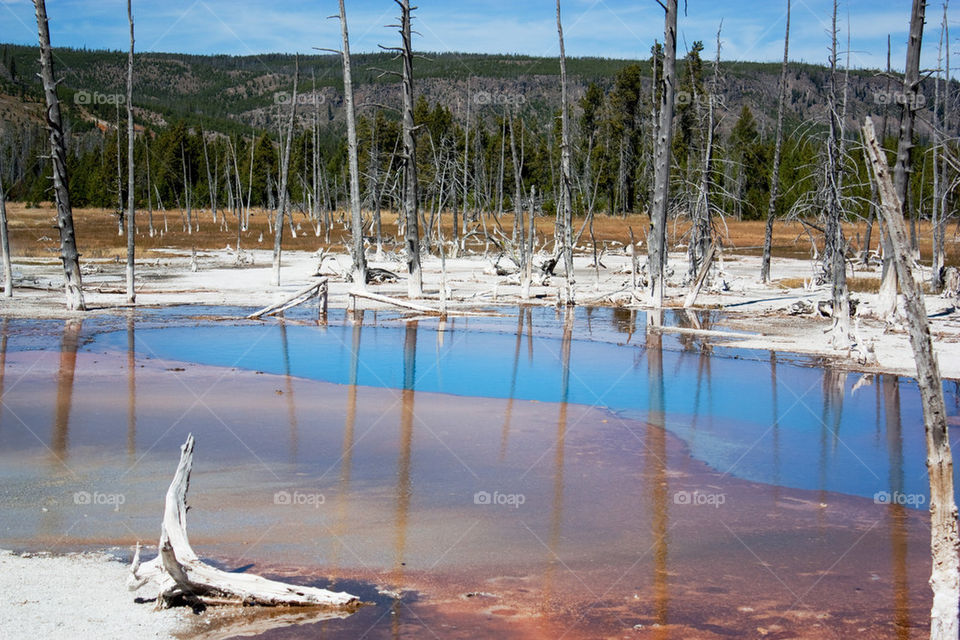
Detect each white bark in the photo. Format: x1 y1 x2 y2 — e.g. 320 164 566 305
125 0 136 304
556 0 575 305
273 57 299 287
864 117 959 640
648 0 678 307
33 0 85 311
129 435 359 610
339 0 367 289
0 169 12 297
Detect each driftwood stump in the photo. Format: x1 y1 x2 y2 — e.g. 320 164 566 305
129 434 359 611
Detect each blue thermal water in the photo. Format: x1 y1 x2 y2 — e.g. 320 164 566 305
91 308 959 504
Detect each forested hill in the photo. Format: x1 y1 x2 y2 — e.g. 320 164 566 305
0 43 951 221
0 44 938 139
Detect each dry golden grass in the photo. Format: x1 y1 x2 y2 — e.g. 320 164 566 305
775 275 936 295
5 202 958 269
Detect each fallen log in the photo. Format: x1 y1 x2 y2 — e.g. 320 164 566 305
646 324 763 340
128 434 359 610
349 289 441 314
683 243 718 309
248 279 328 320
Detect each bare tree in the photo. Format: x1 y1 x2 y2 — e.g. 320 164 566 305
932 1 950 292
761 0 790 284
144 134 154 237
272 56 299 286
648 0 678 307
863 116 959 640
881 0 927 319
125 0 135 303
33 0 85 311
202 128 217 227
395 0 421 297
181 142 192 234
116 101 124 236
556 0 575 305
688 24 722 283
337 0 367 288
825 0 850 346
0 161 12 297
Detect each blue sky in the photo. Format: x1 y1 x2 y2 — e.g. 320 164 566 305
1 0 957 74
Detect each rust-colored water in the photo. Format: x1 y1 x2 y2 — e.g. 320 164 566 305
0 314 942 638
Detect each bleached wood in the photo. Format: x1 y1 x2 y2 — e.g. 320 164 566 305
130 435 358 610
33 0 85 311
247 279 328 320
864 116 959 640
683 244 717 309
349 290 440 314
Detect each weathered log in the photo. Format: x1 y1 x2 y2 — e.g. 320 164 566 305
683 243 717 309
247 279 328 320
863 116 959 640
129 434 358 610
349 290 440 314
647 324 763 340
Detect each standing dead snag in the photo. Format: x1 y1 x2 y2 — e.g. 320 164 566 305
273 56 300 287
129 434 359 610
388 0 422 298
761 0 790 284
880 0 927 321
33 0 85 311
337 0 368 289
647 0 678 308
863 116 959 640
125 0 136 304
0 163 12 298
556 0 575 306
824 0 851 348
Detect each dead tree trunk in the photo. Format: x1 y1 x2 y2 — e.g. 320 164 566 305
128 434 359 610
761 0 790 284
181 143 192 234
825 0 851 347
0 169 12 297
145 135 154 237
338 0 367 288
689 24 722 283
522 185 535 300
648 0 678 307
556 0 575 305
202 129 217 226
273 56 299 287
881 0 927 320
116 101 124 236
125 0 135 304
397 0 421 297
368 110 383 254
932 2 950 292
864 35 893 266
508 107 524 271
34 0 84 311
863 116 959 640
